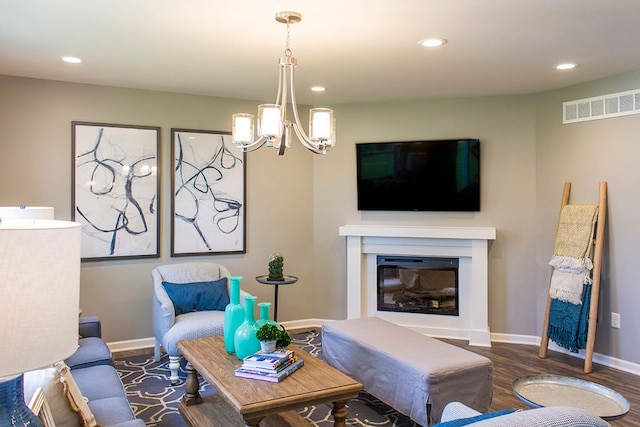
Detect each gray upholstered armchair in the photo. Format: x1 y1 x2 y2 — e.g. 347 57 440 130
152 262 251 384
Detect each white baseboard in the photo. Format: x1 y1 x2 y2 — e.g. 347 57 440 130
106 319 328 354
491 332 640 376
280 318 326 331
107 337 156 353
490 332 541 346
106 318 640 376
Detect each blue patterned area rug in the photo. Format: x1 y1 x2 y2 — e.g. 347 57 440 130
114 329 419 426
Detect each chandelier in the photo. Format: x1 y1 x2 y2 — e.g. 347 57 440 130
232 11 335 156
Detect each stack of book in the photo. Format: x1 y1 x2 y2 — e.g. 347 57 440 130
234 349 304 383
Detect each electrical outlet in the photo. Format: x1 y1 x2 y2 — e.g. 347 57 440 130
611 312 621 329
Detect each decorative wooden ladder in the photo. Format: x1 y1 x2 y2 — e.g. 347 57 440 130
538 181 607 373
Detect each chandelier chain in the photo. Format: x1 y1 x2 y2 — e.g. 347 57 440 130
285 21 292 57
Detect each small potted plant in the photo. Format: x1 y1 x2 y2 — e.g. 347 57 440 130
268 253 284 281
276 326 292 348
255 323 291 352
255 323 280 352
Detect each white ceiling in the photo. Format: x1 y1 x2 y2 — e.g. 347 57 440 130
2 0 640 105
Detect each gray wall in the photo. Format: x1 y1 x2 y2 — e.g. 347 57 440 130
0 75 315 343
312 96 539 335
534 71 640 361
1 70 638 364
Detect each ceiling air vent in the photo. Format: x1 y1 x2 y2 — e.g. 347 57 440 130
563 89 640 124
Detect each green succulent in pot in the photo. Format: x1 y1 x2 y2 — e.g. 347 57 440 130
268 253 284 281
276 326 292 348
255 323 280 341
255 323 291 349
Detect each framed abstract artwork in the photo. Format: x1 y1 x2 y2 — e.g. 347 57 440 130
171 129 246 256
72 122 160 260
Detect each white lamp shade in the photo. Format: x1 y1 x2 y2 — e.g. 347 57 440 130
0 206 54 220
0 219 81 377
328 117 337 147
232 113 255 144
258 104 283 138
309 108 334 141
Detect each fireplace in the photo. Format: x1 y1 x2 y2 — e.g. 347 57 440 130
339 225 496 346
377 256 459 316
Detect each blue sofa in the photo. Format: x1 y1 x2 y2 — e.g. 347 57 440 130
67 316 144 427
25 317 144 427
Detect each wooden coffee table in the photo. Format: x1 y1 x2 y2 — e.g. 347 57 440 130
177 335 363 427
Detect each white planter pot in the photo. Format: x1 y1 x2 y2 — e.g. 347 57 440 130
260 340 277 353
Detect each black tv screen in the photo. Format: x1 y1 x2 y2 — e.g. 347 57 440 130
356 139 480 212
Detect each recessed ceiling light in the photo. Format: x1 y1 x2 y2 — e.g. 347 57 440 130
418 38 447 48
555 63 577 70
311 86 326 92
62 56 83 64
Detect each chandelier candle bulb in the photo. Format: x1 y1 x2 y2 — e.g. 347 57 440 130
310 108 333 141
232 114 254 144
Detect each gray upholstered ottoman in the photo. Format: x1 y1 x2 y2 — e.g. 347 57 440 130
321 317 493 425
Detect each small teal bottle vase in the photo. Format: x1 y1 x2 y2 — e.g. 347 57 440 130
223 276 245 354
257 302 278 328
233 295 261 360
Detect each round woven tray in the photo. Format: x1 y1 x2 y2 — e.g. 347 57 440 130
513 375 629 420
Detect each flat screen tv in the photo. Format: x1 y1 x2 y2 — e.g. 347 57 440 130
356 139 480 212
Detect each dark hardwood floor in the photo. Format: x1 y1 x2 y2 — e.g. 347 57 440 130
440 338 639 426
115 333 638 425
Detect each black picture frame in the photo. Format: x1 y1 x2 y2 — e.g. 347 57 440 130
72 121 160 261
171 128 246 256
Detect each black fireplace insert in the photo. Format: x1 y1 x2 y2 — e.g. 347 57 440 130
377 255 459 316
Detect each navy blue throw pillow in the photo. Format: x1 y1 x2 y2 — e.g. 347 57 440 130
162 278 229 315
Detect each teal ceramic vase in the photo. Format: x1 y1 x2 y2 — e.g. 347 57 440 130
233 295 261 360
256 302 278 328
223 276 245 354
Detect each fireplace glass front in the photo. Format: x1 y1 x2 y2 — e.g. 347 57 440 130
377 255 459 316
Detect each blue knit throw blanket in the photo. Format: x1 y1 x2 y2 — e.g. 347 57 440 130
548 282 591 353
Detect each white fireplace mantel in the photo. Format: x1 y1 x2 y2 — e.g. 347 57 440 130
339 224 496 346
